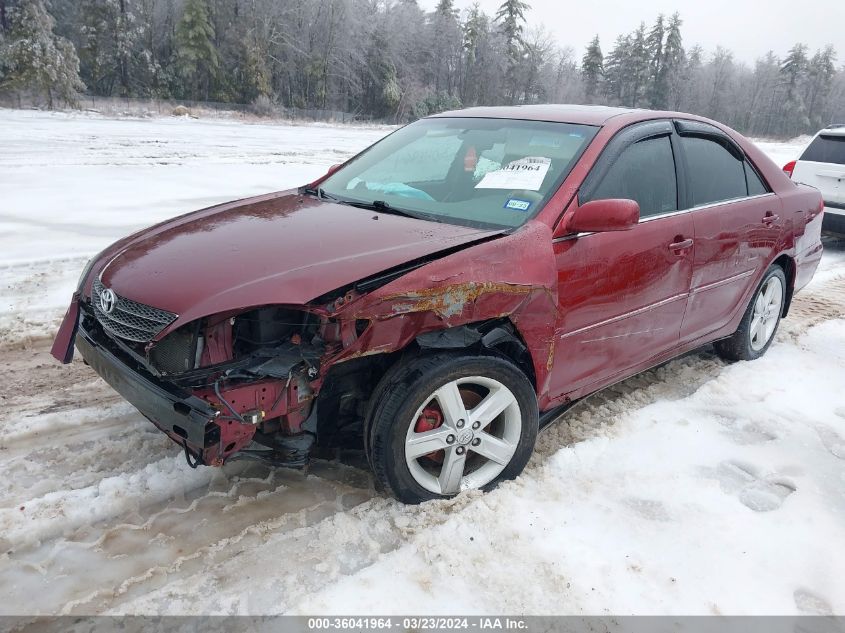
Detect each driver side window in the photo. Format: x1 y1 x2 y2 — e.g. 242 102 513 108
584 135 678 218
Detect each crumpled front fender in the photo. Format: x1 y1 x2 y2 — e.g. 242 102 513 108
326 220 559 398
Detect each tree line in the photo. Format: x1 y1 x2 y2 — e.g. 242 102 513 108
0 0 843 138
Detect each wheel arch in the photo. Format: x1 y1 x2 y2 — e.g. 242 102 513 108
772 253 796 317
314 317 537 451
413 318 537 388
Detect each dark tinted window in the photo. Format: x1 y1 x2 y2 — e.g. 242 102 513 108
587 136 677 218
682 136 747 206
800 134 845 165
745 161 768 196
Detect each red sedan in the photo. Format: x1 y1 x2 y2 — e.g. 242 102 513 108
51 105 824 503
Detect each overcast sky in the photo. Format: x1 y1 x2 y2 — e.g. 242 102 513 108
419 0 844 65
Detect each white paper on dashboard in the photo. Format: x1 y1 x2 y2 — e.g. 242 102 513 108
474 156 551 190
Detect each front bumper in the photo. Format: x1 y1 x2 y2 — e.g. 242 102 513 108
75 321 223 456
53 296 321 466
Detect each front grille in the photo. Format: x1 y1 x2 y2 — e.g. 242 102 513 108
92 278 177 343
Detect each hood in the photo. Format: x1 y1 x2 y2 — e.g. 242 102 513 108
99 191 502 325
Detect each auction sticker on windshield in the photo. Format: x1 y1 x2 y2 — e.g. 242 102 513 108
475 156 551 190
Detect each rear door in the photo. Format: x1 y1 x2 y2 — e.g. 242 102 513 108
675 121 782 343
549 120 694 399
793 131 845 207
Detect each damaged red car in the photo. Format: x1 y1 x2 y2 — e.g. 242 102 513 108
52 105 824 503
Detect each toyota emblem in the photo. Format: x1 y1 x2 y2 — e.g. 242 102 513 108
100 288 117 314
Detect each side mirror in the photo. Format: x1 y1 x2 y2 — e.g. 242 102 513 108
326 163 343 176
555 198 640 238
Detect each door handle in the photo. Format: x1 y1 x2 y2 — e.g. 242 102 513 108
762 211 779 225
669 237 693 254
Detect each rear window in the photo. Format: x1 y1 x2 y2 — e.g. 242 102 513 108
744 161 768 196
800 134 845 165
682 136 747 206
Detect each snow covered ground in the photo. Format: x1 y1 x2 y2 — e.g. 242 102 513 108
0 109 844 616
0 110 390 343
750 136 811 172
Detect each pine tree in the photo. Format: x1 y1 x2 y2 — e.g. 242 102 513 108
79 0 143 96
645 14 665 108
661 13 685 109
463 4 485 68
174 0 219 101
747 51 780 134
628 23 648 107
779 43 808 136
435 0 458 19
805 45 837 129
603 34 629 104
431 0 461 93
495 0 529 104
581 35 603 102
708 46 734 121
363 28 401 118
0 0 85 107
460 3 487 105
680 44 704 112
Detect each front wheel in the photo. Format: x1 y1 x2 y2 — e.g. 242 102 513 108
367 353 539 504
715 265 786 361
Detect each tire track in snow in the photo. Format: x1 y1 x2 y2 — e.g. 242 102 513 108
0 273 842 615
4 462 374 616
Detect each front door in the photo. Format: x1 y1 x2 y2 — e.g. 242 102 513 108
548 121 694 400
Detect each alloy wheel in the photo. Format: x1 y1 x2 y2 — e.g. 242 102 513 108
749 275 783 351
404 376 522 495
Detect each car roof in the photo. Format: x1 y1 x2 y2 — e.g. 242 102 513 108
429 104 639 126
818 124 845 136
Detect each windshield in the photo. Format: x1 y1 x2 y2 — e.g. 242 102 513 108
318 117 598 229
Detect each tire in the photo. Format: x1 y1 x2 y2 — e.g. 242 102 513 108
367 352 539 504
714 265 787 362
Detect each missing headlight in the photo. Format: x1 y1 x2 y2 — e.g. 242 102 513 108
233 307 318 356
150 323 201 374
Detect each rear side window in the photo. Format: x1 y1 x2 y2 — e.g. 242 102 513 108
682 136 747 206
585 136 677 218
744 161 768 196
800 134 845 165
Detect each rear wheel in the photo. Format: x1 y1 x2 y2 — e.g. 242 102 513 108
368 353 538 504
714 265 786 361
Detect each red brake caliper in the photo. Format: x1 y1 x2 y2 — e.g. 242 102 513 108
415 407 443 434
414 406 445 463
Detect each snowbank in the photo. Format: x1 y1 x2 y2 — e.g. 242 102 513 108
291 319 845 616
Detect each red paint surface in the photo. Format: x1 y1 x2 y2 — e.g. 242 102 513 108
96 193 501 330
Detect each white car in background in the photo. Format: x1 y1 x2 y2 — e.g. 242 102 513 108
783 124 845 233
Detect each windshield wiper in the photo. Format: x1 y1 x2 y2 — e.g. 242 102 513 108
301 186 340 201
347 199 439 222
304 188 440 223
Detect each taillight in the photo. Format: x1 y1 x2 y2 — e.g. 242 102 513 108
782 160 796 178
